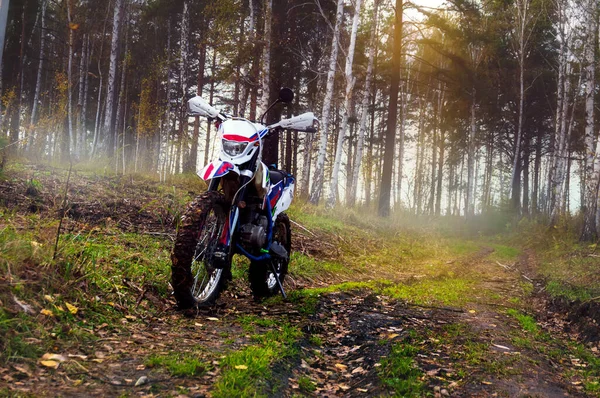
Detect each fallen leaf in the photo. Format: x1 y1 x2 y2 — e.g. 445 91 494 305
194 323 204 327
492 344 510 351
12 365 32 376
41 353 67 362
481 381 493 385
426 368 441 376
387 333 399 339
234 365 248 370
468 309 476 314
72 380 83 386
40 360 60 369
357 388 368 393
13 296 33 314
43 295 54 303
207 317 219 321
40 309 54 316
135 376 148 386
65 302 78 315
338 384 350 391
334 363 348 371
351 366 365 374
68 354 88 360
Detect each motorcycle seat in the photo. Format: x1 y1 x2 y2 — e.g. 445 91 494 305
269 169 287 186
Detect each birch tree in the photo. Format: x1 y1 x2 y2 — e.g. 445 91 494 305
259 0 272 115
76 35 88 158
327 0 362 208
102 0 123 158
581 0 599 240
310 0 345 204
348 0 380 207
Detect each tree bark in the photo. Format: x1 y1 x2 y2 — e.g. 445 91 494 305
103 0 124 158
581 0 598 240
378 0 403 217
309 0 345 204
327 0 362 208
348 0 379 207
28 0 47 153
259 0 272 115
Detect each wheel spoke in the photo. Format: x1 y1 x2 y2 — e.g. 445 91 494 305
188 209 226 302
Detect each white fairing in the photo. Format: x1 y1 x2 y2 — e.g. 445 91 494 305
188 96 220 119
273 182 294 221
219 119 263 165
268 112 318 132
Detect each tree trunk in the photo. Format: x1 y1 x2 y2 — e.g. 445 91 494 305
9 1 26 151
259 0 272 115
466 92 476 218
28 0 47 153
581 0 598 240
327 0 362 208
309 0 344 205
76 35 87 158
114 25 129 173
348 0 379 207
103 0 124 158
378 0 403 217
204 49 217 166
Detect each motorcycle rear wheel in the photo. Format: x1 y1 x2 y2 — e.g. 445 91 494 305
249 213 292 299
171 191 230 308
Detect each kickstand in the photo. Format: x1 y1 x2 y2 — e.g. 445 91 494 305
270 262 287 299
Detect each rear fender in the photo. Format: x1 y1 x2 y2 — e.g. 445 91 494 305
199 161 239 181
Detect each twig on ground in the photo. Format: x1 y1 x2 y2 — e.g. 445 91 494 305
53 161 73 260
289 219 317 237
520 273 533 283
496 261 513 270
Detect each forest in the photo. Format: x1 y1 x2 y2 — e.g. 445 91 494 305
2 0 598 234
2 0 600 396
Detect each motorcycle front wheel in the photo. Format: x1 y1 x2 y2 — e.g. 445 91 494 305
249 213 292 299
171 191 230 308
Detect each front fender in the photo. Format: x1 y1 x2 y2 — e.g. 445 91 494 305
199 161 240 181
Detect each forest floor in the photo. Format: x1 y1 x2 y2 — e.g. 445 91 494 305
1 163 600 397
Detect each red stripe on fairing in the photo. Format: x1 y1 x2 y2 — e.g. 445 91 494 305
223 134 258 143
215 162 233 176
219 217 230 245
203 163 215 179
269 186 282 209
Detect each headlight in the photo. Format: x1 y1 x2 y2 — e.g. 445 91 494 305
222 139 248 157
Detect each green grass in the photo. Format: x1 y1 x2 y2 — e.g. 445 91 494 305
289 252 345 279
297 376 317 393
446 240 481 257
545 280 595 301
506 309 539 334
382 277 473 306
212 323 302 398
0 209 173 365
146 352 209 377
488 243 521 263
379 334 423 397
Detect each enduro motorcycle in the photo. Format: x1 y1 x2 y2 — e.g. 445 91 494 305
171 88 318 308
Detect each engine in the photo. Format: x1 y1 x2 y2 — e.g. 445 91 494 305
239 215 268 251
